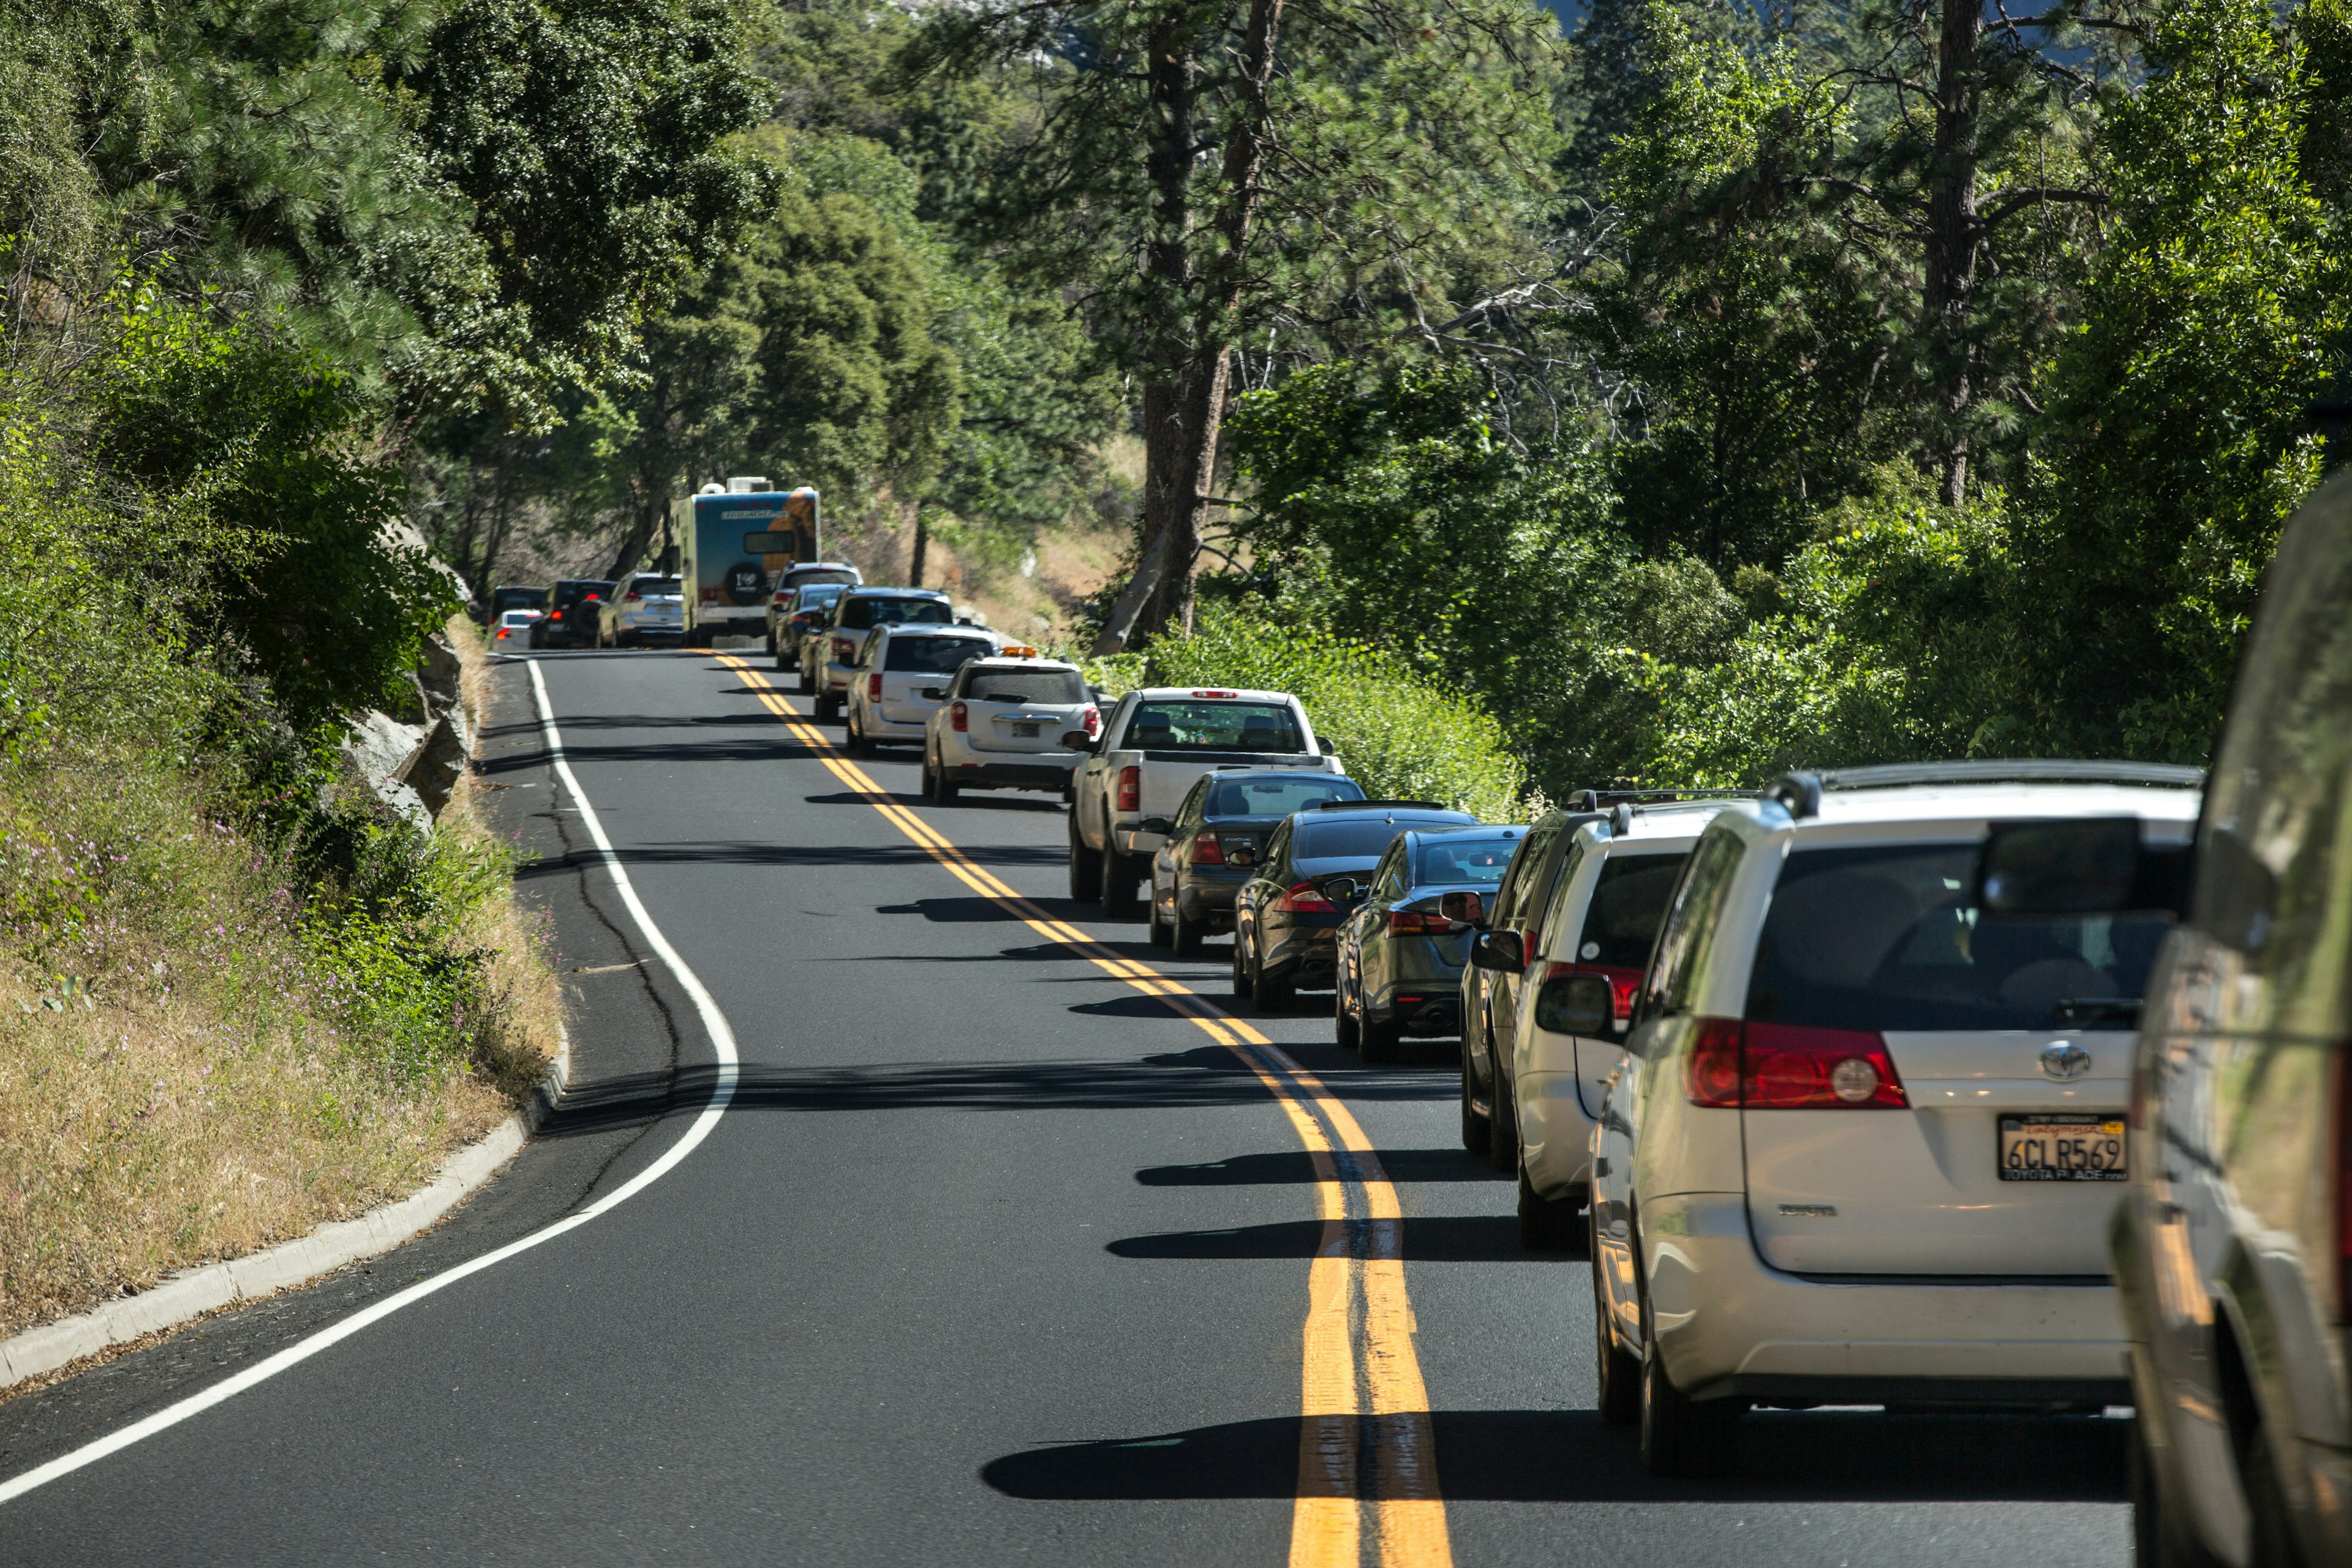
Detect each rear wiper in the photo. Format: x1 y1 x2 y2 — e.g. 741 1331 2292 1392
2052 997 2141 1026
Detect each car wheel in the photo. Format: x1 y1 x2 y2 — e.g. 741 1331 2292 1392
1334 973 1360 1050
1101 849 1142 919
774 646 790 673
1360 1005 1400 1061
1459 1042 1491 1155
846 711 869 756
1069 820 1103 901
1147 880 1171 947
815 692 840 722
1638 1291 1740 1477
798 665 816 695
2132 1415 2223 1568
1518 1169 1583 1253
1593 1208 1640 1427
1171 904 1205 957
1486 1028 1521 1175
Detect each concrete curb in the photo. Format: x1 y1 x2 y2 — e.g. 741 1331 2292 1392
0 1031 570 1393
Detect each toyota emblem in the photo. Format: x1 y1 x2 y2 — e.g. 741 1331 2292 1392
2040 1041 2092 1081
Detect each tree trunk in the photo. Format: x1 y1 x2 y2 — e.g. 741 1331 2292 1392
909 503 930 589
1925 0 1981 505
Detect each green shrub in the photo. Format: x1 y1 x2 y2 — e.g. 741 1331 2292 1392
1143 604 1525 820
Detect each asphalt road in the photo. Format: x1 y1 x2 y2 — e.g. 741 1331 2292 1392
0 650 2132 1565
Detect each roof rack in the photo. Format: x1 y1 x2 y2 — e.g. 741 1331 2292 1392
1570 788 1727 812
1767 759 2207 820
1312 799 1452 812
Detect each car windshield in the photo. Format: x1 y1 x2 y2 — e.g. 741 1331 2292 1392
1296 816 1467 861
633 578 682 597
1416 834 1520 885
843 597 951 630
1745 842 2185 1032
1125 701 1305 753
964 669 1087 704
1574 850 1689 968
885 636 991 674
1208 777 1364 817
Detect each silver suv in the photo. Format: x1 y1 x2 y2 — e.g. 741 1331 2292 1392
2109 475 2352 1568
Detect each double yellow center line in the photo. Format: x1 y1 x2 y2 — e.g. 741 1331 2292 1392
715 657 1451 1568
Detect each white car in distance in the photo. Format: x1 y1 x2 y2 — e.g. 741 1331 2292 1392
843 623 1003 755
922 654 1096 804
1588 761 2201 1477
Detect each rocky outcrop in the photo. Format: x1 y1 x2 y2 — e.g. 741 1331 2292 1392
337 629 473 827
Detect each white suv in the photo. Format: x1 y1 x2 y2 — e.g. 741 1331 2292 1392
596 573 685 647
922 655 1096 804
1588 761 2201 1476
1487 800 1733 1249
843 623 1001 755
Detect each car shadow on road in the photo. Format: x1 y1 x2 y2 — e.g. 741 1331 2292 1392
980 1408 2127 1504
1106 1215 1538 1263
1136 1149 1509 1186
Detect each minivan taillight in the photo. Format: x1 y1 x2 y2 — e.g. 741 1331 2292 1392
867 673 883 701
951 701 968 733
1683 1017 1907 1109
1116 765 1140 813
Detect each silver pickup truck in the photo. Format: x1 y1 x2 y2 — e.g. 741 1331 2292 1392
1066 687 1344 916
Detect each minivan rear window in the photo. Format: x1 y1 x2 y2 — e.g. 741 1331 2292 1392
885 636 991 674
963 669 1086 704
1575 851 1690 968
1746 842 2184 1032
633 578 682 596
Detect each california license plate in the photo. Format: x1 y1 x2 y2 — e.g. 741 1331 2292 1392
1998 1114 2127 1182
1014 722 1039 737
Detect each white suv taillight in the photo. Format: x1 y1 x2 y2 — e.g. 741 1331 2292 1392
951 701 968 733
1684 1017 1909 1109
867 673 883 701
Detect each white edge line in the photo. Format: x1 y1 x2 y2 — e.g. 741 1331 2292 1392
0 655 741 1508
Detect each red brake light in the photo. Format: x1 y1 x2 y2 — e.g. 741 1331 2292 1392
1190 690 1238 698
867 673 882 701
1082 707 1101 737
1116 765 1140 813
700 587 718 603
625 589 642 601
1686 1017 1744 1107
951 701 968 733
1191 833 1224 865
834 636 854 663
1387 910 1453 936
1683 1017 1908 1109
1274 880 1336 914
496 627 509 639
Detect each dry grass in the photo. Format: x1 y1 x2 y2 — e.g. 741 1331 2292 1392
0 622 563 1341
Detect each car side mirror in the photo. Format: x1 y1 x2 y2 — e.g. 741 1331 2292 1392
1975 818 2184 916
1322 877 1362 905
1469 929 1525 973
1536 972 1621 1041
1437 891 1485 926
1137 816 1174 836
1060 730 1095 752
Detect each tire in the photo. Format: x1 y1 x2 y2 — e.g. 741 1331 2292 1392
1360 1005 1400 1060
1638 1295 1740 1477
936 776 961 804
1232 931 1254 1001
1101 848 1142 919
797 664 816 696
2242 1425 2309 1568
1593 1208 1640 1427
1460 1044 1491 1155
1518 1169 1583 1253
815 692 840 723
1486 1026 1521 1175
774 646 790 673
1147 881 1172 947
1171 904 1205 957
1335 978 1360 1050
846 711 869 756
921 754 938 800
2132 1417 2224 1568
1069 819 1103 901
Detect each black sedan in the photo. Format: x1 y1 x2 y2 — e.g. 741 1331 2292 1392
1145 771 1366 955
1231 801 1477 1009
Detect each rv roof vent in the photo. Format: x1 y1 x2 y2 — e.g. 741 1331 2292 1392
698 481 726 496
726 475 770 494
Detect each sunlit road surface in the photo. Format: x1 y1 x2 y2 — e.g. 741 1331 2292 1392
0 651 2130 1566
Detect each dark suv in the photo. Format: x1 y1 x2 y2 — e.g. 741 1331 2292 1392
531 578 615 649
1231 801 1476 1009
